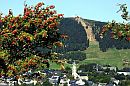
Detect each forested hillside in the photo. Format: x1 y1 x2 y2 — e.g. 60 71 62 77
58 17 130 52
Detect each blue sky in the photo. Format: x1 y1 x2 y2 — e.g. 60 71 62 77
0 0 130 22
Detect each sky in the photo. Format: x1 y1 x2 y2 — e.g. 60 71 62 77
0 0 130 22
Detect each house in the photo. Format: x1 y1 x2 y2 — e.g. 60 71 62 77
117 72 130 76
49 75 60 85
98 83 107 86
59 75 69 85
102 66 117 72
78 73 88 80
111 78 120 85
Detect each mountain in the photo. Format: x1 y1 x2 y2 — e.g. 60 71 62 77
58 17 130 52
58 17 89 52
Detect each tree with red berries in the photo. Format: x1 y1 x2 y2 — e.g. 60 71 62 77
100 4 130 41
0 2 66 76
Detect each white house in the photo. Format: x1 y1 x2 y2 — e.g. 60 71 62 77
117 72 130 75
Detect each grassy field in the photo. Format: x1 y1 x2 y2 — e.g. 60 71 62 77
77 42 130 69
50 41 130 69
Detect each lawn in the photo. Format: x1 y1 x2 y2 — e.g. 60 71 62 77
78 42 130 69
